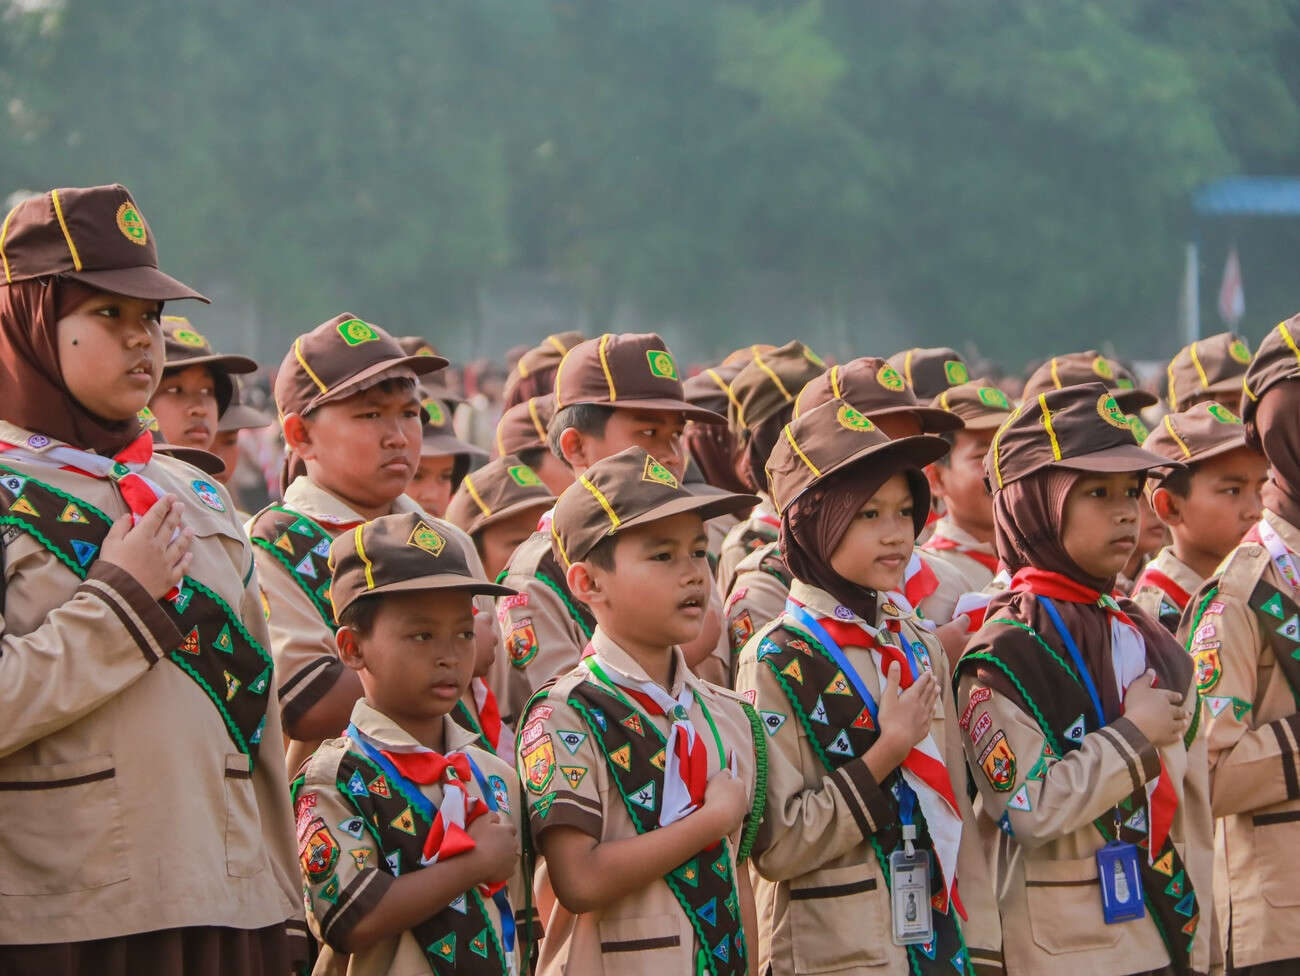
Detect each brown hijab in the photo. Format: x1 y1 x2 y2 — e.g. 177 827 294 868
781 457 930 627
0 277 146 455
684 420 748 494
1250 382 1300 528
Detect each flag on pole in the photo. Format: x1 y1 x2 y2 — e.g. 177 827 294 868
1218 245 1244 325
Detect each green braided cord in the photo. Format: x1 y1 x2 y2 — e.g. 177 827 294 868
0 515 88 579
761 657 834 773
494 568 509 584
1183 586 1219 654
250 508 335 626
454 700 492 754
985 617 1085 693
535 571 593 638
168 653 248 755
184 574 273 666
289 772 306 804
1184 690 1202 750
0 464 112 521
736 701 767 861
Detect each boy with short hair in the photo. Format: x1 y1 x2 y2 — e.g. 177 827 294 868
515 447 765 975
149 315 258 450
1133 402 1267 630
494 394 573 497
295 512 528 975
250 315 496 775
1166 331 1253 412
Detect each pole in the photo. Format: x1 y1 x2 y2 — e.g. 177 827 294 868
1181 241 1200 344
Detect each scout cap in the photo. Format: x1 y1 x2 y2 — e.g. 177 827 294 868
1166 331 1252 411
932 380 1014 431
550 446 757 565
419 386 487 460
274 313 447 418
218 378 273 432
329 511 515 621
1022 350 1157 412
552 332 724 423
727 340 826 434
765 397 949 515
682 362 743 419
159 316 258 415
1142 402 1250 488
986 382 1178 490
888 346 970 400
502 330 586 408
0 184 207 302
794 356 963 433
722 343 778 368
495 394 554 457
444 454 555 537
1241 315 1300 426
398 336 464 404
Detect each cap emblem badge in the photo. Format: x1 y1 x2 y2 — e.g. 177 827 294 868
835 403 875 432
1229 339 1251 365
647 350 679 380
1096 393 1131 431
115 202 148 246
876 363 905 392
337 318 380 347
943 360 969 385
977 387 1010 409
642 454 679 488
508 464 542 487
407 522 446 557
1206 403 1240 425
1091 356 1115 380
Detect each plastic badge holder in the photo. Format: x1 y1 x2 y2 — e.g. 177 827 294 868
890 825 935 945
1097 839 1145 924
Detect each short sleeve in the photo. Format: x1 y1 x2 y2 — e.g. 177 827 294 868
516 696 605 840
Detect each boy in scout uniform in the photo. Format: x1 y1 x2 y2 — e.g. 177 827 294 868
1132 403 1266 632
0 184 303 971
494 394 573 497
1181 318 1300 974
147 314 259 451
294 512 527 976
1166 332 1254 412
957 383 1213 976
249 316 496 776
887 345 971 400
735 398 1003 976
495 332 731 723
1021 349 1158 416
500 330 586 410
514 447 765 976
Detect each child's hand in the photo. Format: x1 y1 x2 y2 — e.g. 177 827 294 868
701 768 748 837
100 496 194 599
1123 670 1188 748
468 812 520 884
876 663 938 764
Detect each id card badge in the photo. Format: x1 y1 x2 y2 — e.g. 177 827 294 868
1096 840 1145 924
889 847 935 945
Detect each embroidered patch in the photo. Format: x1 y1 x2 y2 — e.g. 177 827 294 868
977 386 1011 409
497 593 529 620
879 601 902 617
835 402 875 432
507 463 542 487
958 686 992 729
760 710 786 735
943 360 969 385
186 477 225 512
350 848 371 870
137 406 160 432
876 363 905 392
610 743 632 770
556 729 587 755
1279 614 1300 642
390 805 417 835
11 495 38 517
809 696 829 724
1064 714 1086 743
641 453 679 488
630 780 657 810
1193 621 1217 643
337 317 379 346
1207 402 1240 425
422 398 447 426
621 713 646 736
828 730 853 755
533 791 557 819
0 474 26 495
1204 599 1226 617
560 765 588 790
978 730 1016 791
1261 592 1285 619
508 622 539 668
115 201 148 245
970 711 993 746
1127 414 1149 442
299 820 339 882
824 670 852 695
647 349 679 380
833 604 854 620
741 688 757 704
520 718 546 749
172 326 207 348
1194 647 1222 691
346 770 367 796
338 816 365 839
406 521 446 557
294 792 319 837
25 434 49 449
523 735 556 793
1229 339 1252 364
850 707 875 731
318 873 340 905
429 932 456 965
179 626 201 655
728 611 754 650
368 774 391 798
1007 783 1032 811
1096 392 1130 431
781 658 803 683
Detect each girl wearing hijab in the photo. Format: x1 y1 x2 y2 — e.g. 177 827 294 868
955 382 1212 976
0 186 303 974
734 397 1003 976
1180 319 1300 975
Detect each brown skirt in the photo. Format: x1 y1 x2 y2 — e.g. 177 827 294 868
0 921 310 976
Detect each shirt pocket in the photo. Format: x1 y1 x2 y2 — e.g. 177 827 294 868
224 753 265 878
789 861 887 971
1252 807 1300 907
595 912 691 975
0 753 130 895
1023 855 1122 954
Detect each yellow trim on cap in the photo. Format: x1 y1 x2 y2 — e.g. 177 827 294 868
462 474 492 518
0 203 18 283
902 351 915 388
597 333 617 402
1279 321 1300 367
829 364 842 400
552 341 573 407
546 334 569 356
527 397 548 441
495 424 507 456
293 338 329 395
579 473 621 532
49 190 83 272
1049 357 1063 389
1166 359 1179 411
753 349 795 404
784 426 821 478
938 390 952 411
354 524 376 590
1188 341 1209 389
550 524 572 567
1242 373 1257 403
1037 393 1062 461
516 357 530 379
990 405 1021 490
1161 414 1192 459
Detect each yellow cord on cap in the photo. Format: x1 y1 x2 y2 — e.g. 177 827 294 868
1038 393 1062 461
753 350 795 404
50 190 83 272
354 524 376 590
784 425 820 477
579 473 621 532
0 203 18 283
597 334 617 403
527 397 548 441
462 475 492 518
1161 414 1192 459
1189 342 1209 389
294 338 329 395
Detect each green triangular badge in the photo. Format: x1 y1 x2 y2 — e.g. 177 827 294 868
1231 697 1252 720
673 858 700 887
214 623 233 653
469 926 489 958
428 932 456 966
1261 591 1285 619
630 781 656 810
289 517 316 536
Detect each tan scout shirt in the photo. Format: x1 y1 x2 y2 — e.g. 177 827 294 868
735 580 1003 976
724 542 790 673
1181 509 1300 968
955 662 1213 975
517 632 759 976
298 700 526 976
1131 547 1203 635
252 477 494 776
716 507 780 599
0 423 300 943
920 517 998 595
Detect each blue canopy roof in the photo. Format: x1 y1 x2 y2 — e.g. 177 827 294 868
1193 176 1300 217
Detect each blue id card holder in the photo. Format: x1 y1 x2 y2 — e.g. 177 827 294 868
1097 839 1145 924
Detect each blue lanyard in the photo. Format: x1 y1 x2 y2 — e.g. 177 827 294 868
347 726 517 958
1035 596 1107 728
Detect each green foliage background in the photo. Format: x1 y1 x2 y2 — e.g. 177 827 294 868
2 0 1298 368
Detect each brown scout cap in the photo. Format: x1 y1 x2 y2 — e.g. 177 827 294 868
0 184 207 302
444 454 555 537
552 332 724 423
494 394 554 457
986 382 1178 490
329 511 515 621
727 340 826 434
1166 332 1252 411
398 336 465 404
1241 316 1300 426
932 380 1014 431
721 344 778 368
218 378 274 432
502 330 587 408
274 313 447 418
550 446 757 566
794 356 963 434
682 362 744 418
765 397 949 515
1022 351 1157 412
1142 402 1251 488
888 347 970 400
419 388 486 460
159 315 258 416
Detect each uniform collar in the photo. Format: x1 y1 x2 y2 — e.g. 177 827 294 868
1143 546 1204 595
930 515 995 554
0 419 71 454
588 627 696 700
348 698 479 754
1264 507 1300 553
282 475 421 528
788 578 911 635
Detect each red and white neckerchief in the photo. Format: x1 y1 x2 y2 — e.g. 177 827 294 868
536 504 556 534
751 503 780 532
899 552 939 631
1132 566 1192 613
922 530 1000 575
1247 517 1300 596
583 651 718 827
1011 567 1178 860
952 570 1013 632
0 431 165 523
471 677 512 757
796 598 965 915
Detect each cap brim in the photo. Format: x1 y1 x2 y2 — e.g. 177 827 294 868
614 489 760 538
1147 434 1252 483
308 354 448 412
867 404 965 434
153 443 227 476
604 396 727 425
166 353 259 375
67 266 209 304
421 430 489 459
218 403 274 431
1053 443 1184 474
466 497 555 536
1115 388 1159 411
362 574 518 602
782 434 951 511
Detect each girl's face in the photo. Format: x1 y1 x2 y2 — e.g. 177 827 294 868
57 290 164 421
1061 472 1142 579
150 364 219 449
408 453 458 517
830 472 916 593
